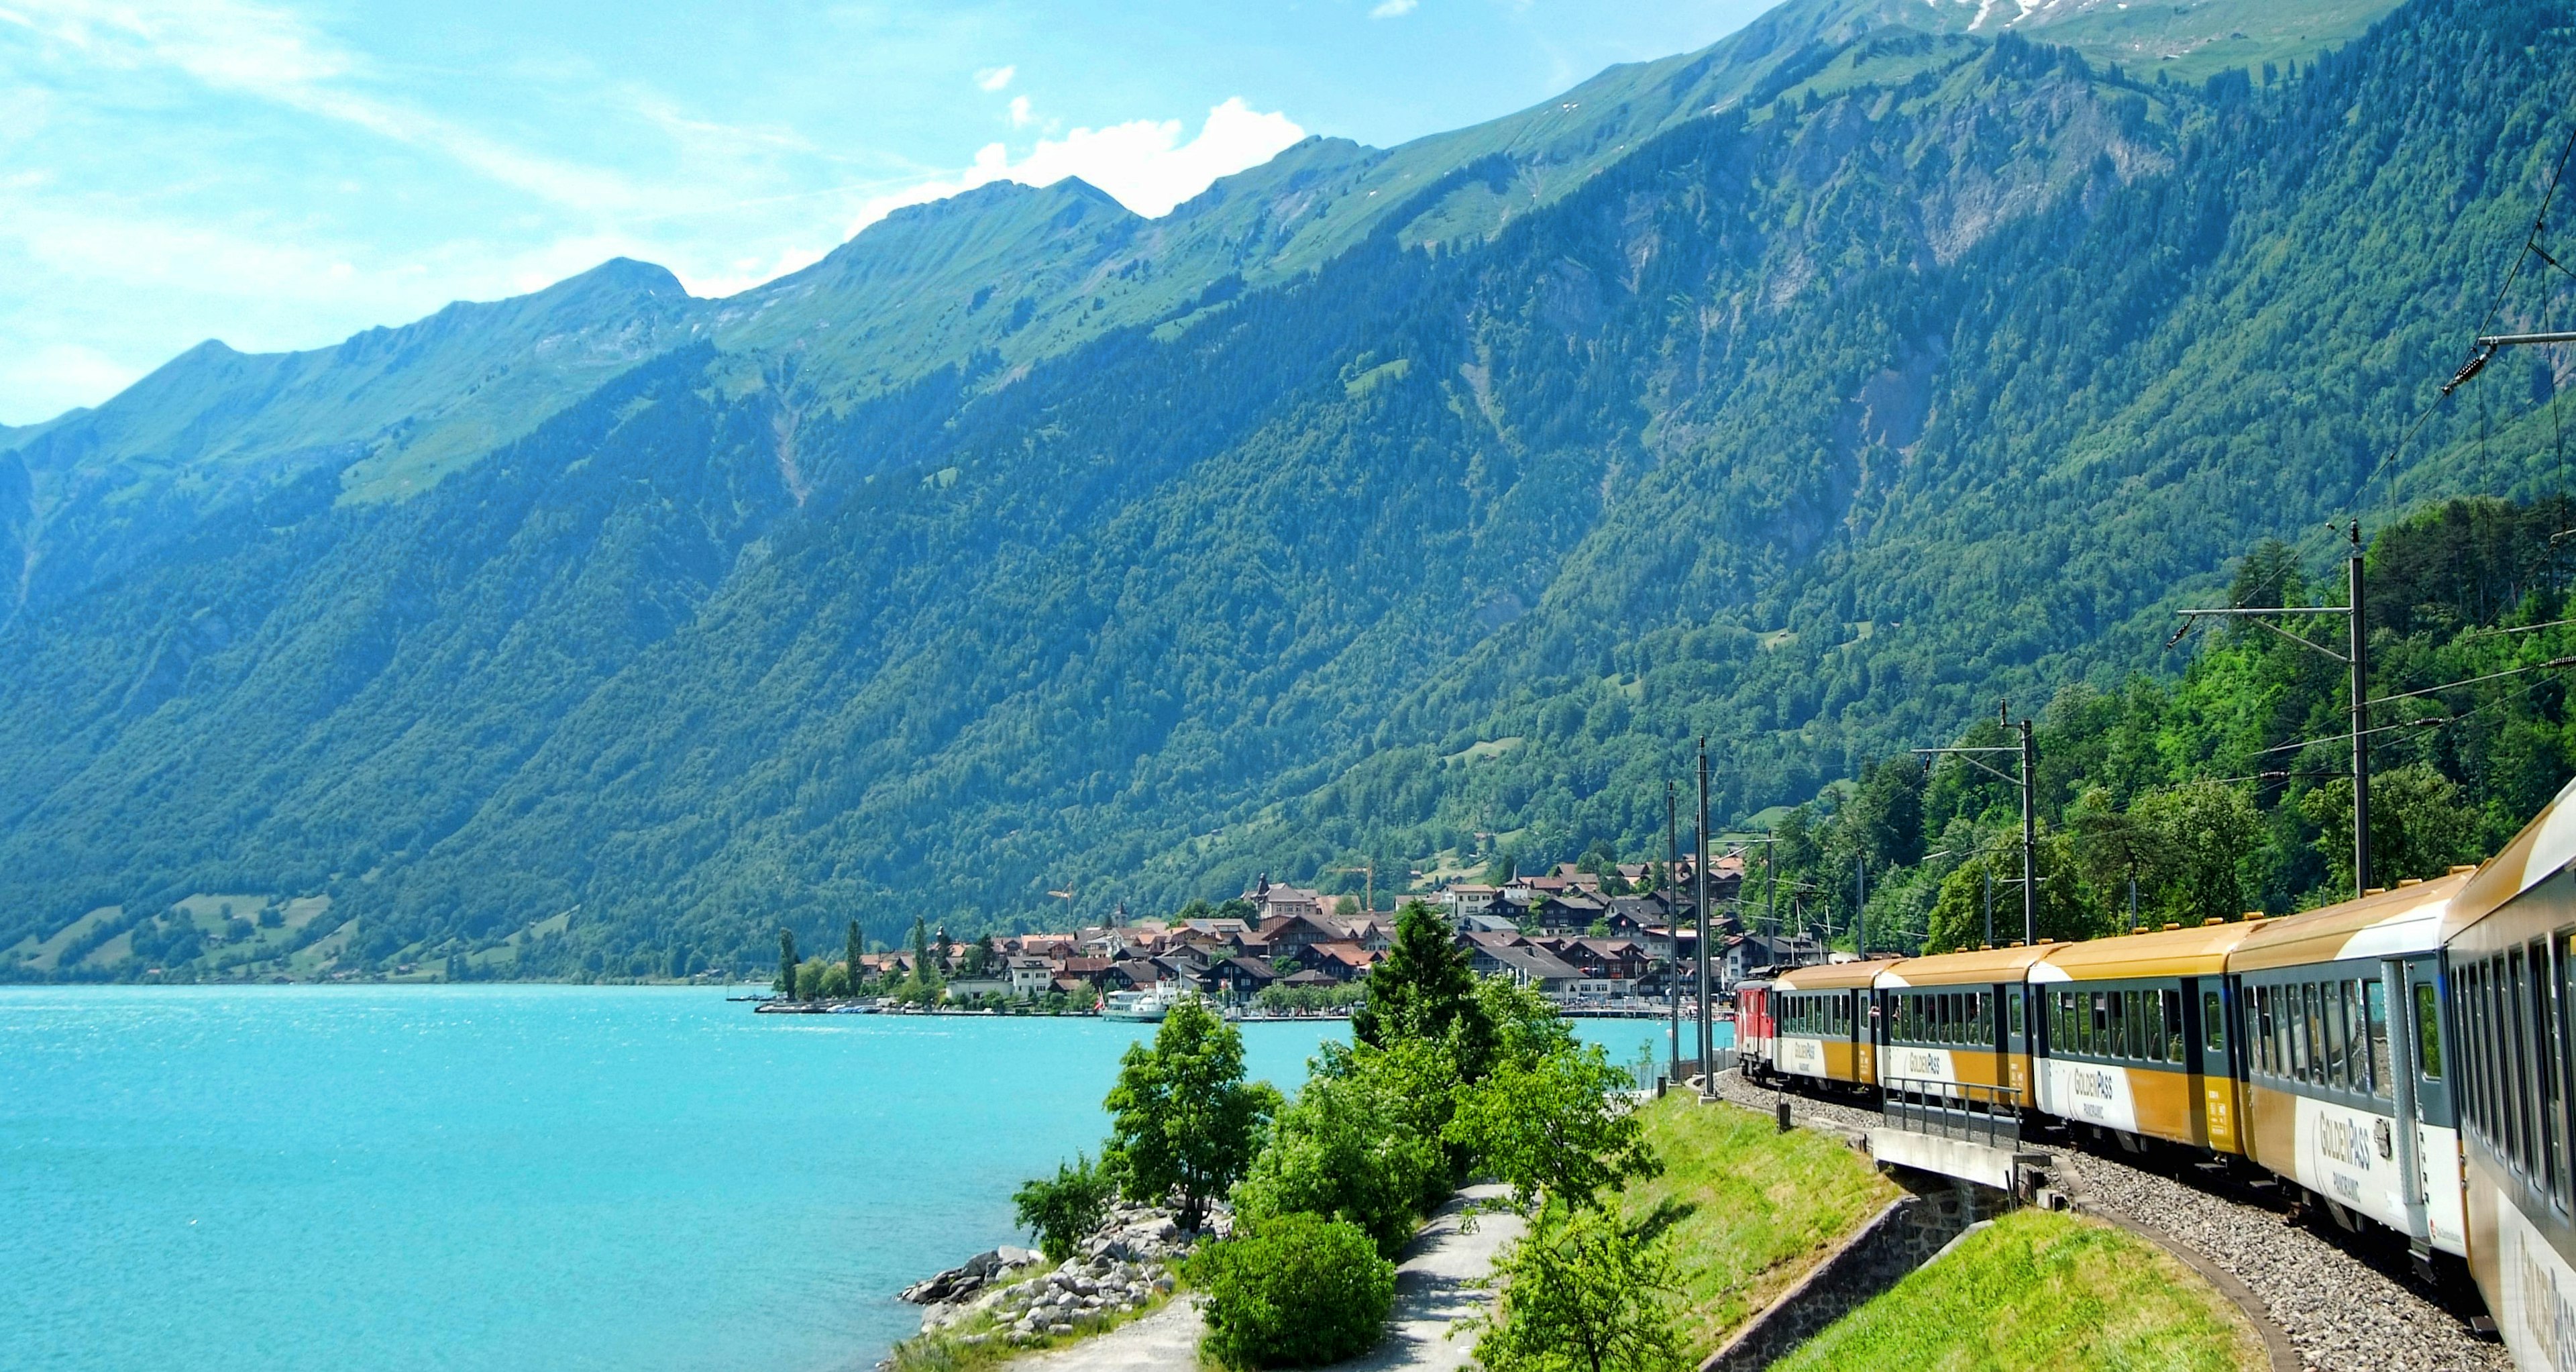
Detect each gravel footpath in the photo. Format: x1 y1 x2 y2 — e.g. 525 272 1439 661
1008 1185 1524 1372
1704 1071 2506 1372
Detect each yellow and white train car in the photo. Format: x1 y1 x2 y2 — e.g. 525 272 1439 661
2440 778 2576 1369
2231 874 2470 1259
2031 920 2265 1153
1768 959 1896 1089
1872 945 2059 1109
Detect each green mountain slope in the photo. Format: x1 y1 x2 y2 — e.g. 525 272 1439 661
0 0 2532 982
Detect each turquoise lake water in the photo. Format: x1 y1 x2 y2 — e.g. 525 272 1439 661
0 986 1720 1372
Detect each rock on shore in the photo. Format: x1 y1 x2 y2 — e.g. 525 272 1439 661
904 1201 1228 1342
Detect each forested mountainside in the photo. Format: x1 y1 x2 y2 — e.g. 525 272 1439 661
5 0 2564 982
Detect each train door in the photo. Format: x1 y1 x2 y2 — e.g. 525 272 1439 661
1855 990 1875 1085
2394 954 2458 1259
2005 982 2030 1103
2187 976 2237 1151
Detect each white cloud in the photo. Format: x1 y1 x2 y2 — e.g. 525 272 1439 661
975 64 1015 92
1008 94 1032 127
1370 0 1418 16
9 343 139 416
852 97 1305 229
5 0 643 211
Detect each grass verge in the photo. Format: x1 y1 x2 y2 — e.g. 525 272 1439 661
1618 1094 1901 1360
1772 1209 2263 1372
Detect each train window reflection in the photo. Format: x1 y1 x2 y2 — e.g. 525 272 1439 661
2204 990 2226 1057
2326 982 2351 1092
2298 983 2318 1081
2365 980 2392 1102
2416 978 2441 1081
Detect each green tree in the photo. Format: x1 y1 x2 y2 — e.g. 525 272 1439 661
1351 900 1486 1063
1192 1212 1395 1370
2068 786 2161 930
1446 1041 1659 1211
1102 998 1281 1229
846 919 864 988
1235 1041 1453 1258
1472 1205 1687 1372
1014 1154 1114 1262
776 928 798 998
2133 778 2263 924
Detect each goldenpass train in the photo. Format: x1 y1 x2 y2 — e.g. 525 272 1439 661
1733 775 2576 1369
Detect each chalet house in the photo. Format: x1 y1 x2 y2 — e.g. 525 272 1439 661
1528 892 1608 936
1299 942 1378 983
1458 931 1532 980
1723 931 1817 987
1059 956 1114 988
1105 959 1165 990
1340 917 1395 951
1207 956 1277 1000
1260 912 1348 959
1481 943 1582 997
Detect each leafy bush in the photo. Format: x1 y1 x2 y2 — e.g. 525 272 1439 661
1013 1154 1112 1262
1103 999 1280 1228
1446 1040 1660 1210
1192 1212 1395 1369
1474 1204 1686 1372
1234 1041 1451 1258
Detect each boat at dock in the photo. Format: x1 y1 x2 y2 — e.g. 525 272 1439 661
1099 984 1187 1022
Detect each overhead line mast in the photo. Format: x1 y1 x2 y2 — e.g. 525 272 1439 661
1915 700 2039 947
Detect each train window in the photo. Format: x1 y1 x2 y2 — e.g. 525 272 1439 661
2415 979 2442 1081
2326 982 2352 1092
2129 990 2147 1061
2298 983 2318 1081
2204 989 2226 1058
2276 985 2296 1079
2111 990 2129 1059
2365 980 2392 1102
2164 990 2186 1064
2010 988 2025 1041
2511 948 2535 1176
2254 986 2273 1075
2530 941 2564 1201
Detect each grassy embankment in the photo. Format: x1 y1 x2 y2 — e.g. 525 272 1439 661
1617 1094 1901 1359
1774 1208 2262 1371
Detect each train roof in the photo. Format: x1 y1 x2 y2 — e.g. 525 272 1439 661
2229 872 2469 971
2029 919 2265 982
1772 958 1900 991
2447 772 2576 937
1874 943 2063 988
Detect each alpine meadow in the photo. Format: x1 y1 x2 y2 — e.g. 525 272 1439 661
11 0 2576 981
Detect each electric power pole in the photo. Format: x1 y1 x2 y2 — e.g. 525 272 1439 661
1855 853 1866 961
2171 533 2372 897
1697 737 1713 1095
1915 702 2041 947
1666 780 1680 1079
2348 525 2372 894
2020 716 2039 948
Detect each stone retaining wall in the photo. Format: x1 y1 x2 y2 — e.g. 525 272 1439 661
1700 1169 2011 1372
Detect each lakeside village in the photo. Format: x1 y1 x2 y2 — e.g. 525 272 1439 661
758 853 1811 1017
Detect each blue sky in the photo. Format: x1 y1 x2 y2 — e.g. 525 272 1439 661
0 0 1774 425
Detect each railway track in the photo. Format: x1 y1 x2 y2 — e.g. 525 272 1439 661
1707 1069 2508 1372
